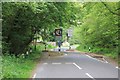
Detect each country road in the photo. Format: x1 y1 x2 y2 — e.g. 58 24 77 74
2 2 119 80
32 47 119 80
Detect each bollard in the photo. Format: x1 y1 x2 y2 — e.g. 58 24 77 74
22 54 25 58
89 47 91 52
30 47 32 53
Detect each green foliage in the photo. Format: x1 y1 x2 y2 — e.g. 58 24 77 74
2 2 35 56
47 44 56 49
0 59 1 76
2 2 119 60
2 2 75 56
77 45 118 59
2 56 33 78
76 45 89 52
2 44 44 78
71 2 119 59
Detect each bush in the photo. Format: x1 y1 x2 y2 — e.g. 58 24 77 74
47 44 56 49
77 45 118 59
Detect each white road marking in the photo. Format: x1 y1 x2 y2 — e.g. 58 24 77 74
116 66 119 69
86 73 95 80
52 63 61 64
73 63 82 69
65 63 73 64
103 58 108 63
86 55 100 62
43 63 48 64
33 73 36 78
65 54 67 56
86 55 108 63
86 55 92 58
92 58 105 63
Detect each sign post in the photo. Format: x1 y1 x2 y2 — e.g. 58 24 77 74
54 28 62 52
67 27 73 49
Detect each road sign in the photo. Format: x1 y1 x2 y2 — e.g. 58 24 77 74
58 41 62 47
67 28 73 37
54 29 62 51
55 29 62 36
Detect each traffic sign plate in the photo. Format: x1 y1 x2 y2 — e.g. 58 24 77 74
55 29 62 36
67 28 73 37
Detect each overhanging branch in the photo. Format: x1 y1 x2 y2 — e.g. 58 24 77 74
101 1 120 16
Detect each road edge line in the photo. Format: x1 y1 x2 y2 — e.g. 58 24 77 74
86 55 92 58
116 66 120 69
103 58 108 63
86 55 108 63
33 73 36 78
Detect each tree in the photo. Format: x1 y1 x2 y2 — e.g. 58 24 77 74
70 2 119 56
2 2 78 56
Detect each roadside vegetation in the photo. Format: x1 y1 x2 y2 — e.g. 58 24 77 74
2 43 56 79
2 44 43 79
2 2 77 79
76 45 118 60
69 2 119 62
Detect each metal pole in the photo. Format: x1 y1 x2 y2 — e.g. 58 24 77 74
68 36 71 50
58 41 61 52
45 43 46 51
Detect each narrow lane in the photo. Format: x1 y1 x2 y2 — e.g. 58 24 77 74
33 47 118 79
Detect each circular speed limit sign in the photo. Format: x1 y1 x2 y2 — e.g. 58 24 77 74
55 29 62 36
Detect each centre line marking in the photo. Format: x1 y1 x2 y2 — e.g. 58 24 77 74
43 63 48 64
86 73 95 80
73 63 82 69
33 73 36 78
52 63 61 64
65 63 73 64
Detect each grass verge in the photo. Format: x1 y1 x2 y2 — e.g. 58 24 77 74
2 44 45 79
76 45 118 60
